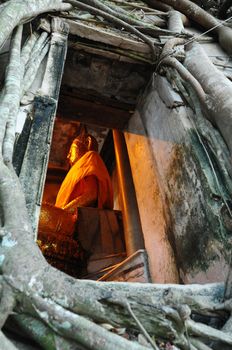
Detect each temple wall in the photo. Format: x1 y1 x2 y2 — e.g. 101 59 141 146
125 75 231 284
125 127 179 283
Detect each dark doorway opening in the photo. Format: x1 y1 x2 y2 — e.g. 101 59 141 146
37 110 128 279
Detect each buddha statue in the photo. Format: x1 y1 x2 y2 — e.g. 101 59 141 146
38 128 113 259
55 130 113 211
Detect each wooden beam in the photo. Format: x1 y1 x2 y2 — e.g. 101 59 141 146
67 19 154 55
57 94 132 129
68 41 151 64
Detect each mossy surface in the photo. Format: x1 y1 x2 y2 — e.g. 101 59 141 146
165 129 232 275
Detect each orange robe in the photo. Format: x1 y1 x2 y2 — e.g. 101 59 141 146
55 151 113 209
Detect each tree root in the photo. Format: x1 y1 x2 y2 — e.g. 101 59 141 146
83 0 157 29
0 331 18 350
152 0 219 28
152 0 232 55
126 301 159 350
190 338 213 350
0 164 32 229
0 25 23 158
30 294 149 350
144 0 171 12
21 38 50 99
166 66 232 194
0 283 15 329
6 313 86 350
0 0 72 49
67 0 159 59
168 10 184 33
20 33 39 71
184 42 232 157
186 319 232 345
0 241 229 350
159 37 206 106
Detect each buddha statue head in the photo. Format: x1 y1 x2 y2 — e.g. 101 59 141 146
67 128 98 167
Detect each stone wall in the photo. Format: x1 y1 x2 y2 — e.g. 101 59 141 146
125 74 232 284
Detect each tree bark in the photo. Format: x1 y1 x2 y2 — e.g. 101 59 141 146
184 42 232 158
147 0 232 54
0 0 72 49
67 0 159 58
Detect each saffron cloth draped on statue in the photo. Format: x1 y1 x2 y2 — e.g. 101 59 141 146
55 150 113 210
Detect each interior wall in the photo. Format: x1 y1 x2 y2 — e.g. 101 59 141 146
124 110 179 283
125 74 231 284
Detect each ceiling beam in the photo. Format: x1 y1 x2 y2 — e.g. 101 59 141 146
57 94 132 130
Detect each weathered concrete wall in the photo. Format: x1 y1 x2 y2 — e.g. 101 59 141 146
62 49 152 106
125 75 232 284
125 108 179 283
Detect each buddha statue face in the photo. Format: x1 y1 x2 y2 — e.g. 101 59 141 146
67 140 87 167
67 133 98 167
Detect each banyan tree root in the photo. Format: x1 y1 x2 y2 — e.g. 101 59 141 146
0 0 72 49
184 42 232 158
0 157 231 348
67 0 159 58
145 0 232 55
159 37 206 106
